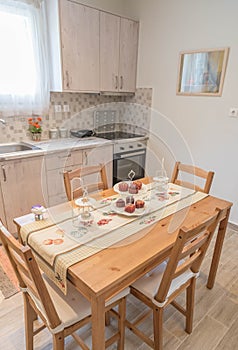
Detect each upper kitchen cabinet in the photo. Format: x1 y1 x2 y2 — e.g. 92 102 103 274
100 12 139 93
46 0 100 92
46 0 139 93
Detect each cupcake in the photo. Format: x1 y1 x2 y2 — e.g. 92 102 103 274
128 183 138 194
118 182 129 192
125 204 136 213
116 198 126 208
133 180 143 190
135 200 145 209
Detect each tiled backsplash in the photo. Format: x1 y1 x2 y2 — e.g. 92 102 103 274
0 88 152 142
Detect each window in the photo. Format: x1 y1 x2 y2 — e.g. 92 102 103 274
0 0 49 116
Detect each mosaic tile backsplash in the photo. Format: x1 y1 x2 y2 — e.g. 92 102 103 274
0 88 152 143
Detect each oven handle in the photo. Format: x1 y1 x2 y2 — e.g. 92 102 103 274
114 150 146 159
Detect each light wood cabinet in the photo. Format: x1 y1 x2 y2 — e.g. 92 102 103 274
0 144 113 232
44 145 112 207
0 157 45 233
46 0 138 93
100 12 139 93
83 145 113 188
59 0 100 92
46 0 100 92
44 149 84 207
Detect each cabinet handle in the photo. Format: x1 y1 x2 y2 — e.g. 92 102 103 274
120 76 123 90
58 153 71 159
1 165 6 182
115 75 118 90
84 151 88 165
65 70 70 88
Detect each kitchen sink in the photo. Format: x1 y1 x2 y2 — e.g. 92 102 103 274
0 142 41 154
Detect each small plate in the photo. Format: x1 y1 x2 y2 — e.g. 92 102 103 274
110 201 148 217
113 181 147 195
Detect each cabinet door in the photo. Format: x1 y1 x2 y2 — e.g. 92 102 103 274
0 157 45 233
84 145 113 188
59 0 100 92
100 11 120 92
119 18 139 92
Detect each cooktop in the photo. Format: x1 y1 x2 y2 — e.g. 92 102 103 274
96 131 144 140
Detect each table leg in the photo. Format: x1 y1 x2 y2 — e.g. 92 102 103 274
91 295 106 350
207 208 231 289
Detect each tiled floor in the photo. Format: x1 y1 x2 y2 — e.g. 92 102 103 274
0 225 237 349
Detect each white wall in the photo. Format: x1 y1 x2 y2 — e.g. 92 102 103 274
125 0 238 224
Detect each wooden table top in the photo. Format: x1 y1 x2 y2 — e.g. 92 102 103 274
67 188 232 300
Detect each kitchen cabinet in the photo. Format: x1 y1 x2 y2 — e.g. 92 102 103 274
100 12 139 93
82 145 113 188
44 149 84 207
44 144 113 207
46 0 138 93
46 0 100 92
0 156 45 234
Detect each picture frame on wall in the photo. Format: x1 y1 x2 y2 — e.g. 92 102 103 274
176 47 229 96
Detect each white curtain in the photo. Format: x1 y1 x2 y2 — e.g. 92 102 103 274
0 0 49 116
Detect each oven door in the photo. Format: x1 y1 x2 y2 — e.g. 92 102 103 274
113 149 146 184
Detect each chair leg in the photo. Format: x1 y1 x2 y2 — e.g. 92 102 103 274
53 332 64 350
186 278 196 334
117 297 126 350
153 306 164 350
23 294 36 350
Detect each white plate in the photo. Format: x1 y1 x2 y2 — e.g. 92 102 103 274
113 181 147 195
110 201 148 217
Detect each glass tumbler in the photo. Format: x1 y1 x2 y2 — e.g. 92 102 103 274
154 170 169 195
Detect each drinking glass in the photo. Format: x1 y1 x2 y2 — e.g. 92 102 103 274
154 170 169 195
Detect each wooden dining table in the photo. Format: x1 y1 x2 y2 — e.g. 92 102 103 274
14 179 232 350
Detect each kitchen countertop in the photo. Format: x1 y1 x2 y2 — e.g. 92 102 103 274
0 134 148 161
0 137 113 161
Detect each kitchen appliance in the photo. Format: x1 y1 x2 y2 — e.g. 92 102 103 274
97 131 146 185
70 129 95 138
113 140 146 184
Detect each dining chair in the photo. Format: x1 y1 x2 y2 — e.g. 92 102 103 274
0 222 128 350
170 161 214 193
63 164 108 200
125 209 222 350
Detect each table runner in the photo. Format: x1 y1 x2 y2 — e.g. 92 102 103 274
20 184 208 293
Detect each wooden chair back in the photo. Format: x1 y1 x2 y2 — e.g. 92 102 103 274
63 164 108 200
0 223 61 330
170 161 214 193
155 209 221 304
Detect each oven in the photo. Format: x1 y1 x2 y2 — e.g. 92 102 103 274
96 131 147 185
113 141 146 185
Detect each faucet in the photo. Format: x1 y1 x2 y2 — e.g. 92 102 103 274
0 119 6 125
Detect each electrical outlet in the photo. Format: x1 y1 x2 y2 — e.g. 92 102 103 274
55 105 62 113
229 107 238 117
63 104 70 112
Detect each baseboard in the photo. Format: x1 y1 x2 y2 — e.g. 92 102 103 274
228 221 238 232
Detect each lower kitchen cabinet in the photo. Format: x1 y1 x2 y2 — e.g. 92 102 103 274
0 156 45 234
44 144 113 207
44 149 84 207
0 144 113 233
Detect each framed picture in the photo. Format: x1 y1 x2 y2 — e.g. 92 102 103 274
176 47 229 96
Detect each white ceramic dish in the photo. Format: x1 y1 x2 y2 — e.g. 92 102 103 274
113 181 147 195
110 201 148 217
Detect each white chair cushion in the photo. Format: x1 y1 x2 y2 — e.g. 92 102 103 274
29 274 129 332
131 261 197 308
